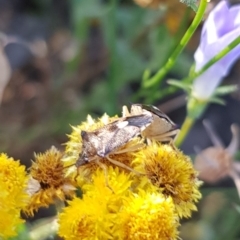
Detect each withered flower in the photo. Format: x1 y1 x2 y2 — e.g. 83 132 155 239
195 120 240 196
25 146 76 216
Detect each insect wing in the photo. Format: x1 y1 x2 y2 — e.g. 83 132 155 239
100 125 140 157
97 114 153 156
124 114 153 131
77 112 153 167
132 103 176 127
144 114 175 136
131 103 179 142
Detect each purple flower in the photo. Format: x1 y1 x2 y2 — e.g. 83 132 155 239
192 0 240 100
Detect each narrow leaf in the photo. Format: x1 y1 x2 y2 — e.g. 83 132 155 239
167 79 191 92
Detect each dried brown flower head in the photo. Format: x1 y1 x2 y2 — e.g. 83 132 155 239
195 121 239 183
25 146 76 216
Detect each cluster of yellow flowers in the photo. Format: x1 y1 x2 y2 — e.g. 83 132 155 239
0 153 29 239
0 112 201 240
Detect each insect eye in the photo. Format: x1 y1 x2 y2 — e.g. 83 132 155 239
81 130 87 138
83 154 89 162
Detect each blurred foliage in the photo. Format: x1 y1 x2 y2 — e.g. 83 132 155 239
69 0 192 113
181 188 240 240
9 224 30 240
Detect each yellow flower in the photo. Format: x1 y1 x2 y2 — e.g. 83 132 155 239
82 167 133 196
134 141 202 218
63 113 144 186
64 114 118 164
59 168 180 240
59 110 201 239
58 167 133 240
25 147 76 216
0 153 29 239
58 196 116 240
118 192 179 240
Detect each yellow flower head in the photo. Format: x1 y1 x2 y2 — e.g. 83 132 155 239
58 195 117 240
64 114 118 163
0 153 29 239
135 141 202 218
118 192 179 240
63 113 144 186
58 167 133 240
25 147 76 216
58 168 180 240
59 107 201 238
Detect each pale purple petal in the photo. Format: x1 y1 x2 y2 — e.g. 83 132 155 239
193 0 240 100
195 28 240 70
192 65 224 99
212 1 239 36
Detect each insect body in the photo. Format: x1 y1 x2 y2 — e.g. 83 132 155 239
76 114 153 168
76 104 179 174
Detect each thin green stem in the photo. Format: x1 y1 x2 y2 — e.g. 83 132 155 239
132 7 191 103
142 7 192 104
142 0 208 89
107 0 118 114
160 7 192 66
175 116 195 147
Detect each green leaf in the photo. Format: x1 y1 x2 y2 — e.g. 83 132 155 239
142 69 151 82
209 97 226 105
188 64 196 79
167 79 191 92
214 85 238 96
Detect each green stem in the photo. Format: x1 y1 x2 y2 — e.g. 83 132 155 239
160 7 192 66
107 0 118 114
142 0 208 89
142 7 192 104
175 116 195 147
132 7 191 103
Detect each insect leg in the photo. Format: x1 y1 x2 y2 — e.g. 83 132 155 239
113 143 145 154
106 156 144 175
172 129 180 142
95 159 114 192
148 129 180 142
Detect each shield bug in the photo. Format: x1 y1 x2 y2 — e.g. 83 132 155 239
76 113 153 172
122 103 179 143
